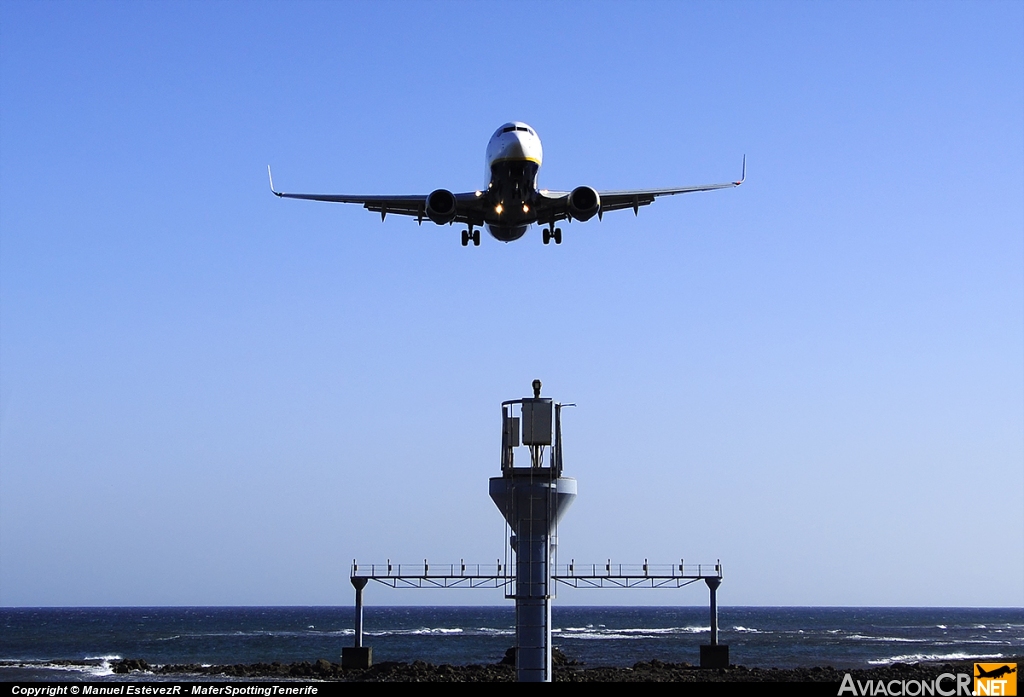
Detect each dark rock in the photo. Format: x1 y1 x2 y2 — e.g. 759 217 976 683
112 659 149 674
552 647 578 666
109 654 1024 683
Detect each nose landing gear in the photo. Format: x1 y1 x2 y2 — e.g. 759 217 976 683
461 227 480 247
542 226 562 245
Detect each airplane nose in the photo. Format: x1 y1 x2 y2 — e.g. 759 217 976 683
500 136 528 160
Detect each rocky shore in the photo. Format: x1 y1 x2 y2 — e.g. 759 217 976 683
110 654 1022 682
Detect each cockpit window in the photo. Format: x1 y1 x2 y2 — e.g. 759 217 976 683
499 125 535 136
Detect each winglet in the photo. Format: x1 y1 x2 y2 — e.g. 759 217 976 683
268 165 283 197
734 155 746 186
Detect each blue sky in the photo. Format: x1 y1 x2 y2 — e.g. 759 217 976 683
1 1 1021 607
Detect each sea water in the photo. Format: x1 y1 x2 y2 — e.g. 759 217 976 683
1 607 1021 681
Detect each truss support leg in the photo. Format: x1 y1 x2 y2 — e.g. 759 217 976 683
354 578 366 648
700 577 729 668
708 576 719 645
342 577 372 669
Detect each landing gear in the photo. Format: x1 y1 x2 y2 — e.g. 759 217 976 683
543 226 562 245
461 227 480 247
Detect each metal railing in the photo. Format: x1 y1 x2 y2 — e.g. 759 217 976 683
556 561 722 579
350 559 722 590
350 560 512 589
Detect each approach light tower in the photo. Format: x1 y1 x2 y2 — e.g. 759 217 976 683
345 381 728 677
489 380 576 683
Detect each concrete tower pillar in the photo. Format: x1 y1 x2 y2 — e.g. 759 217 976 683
490 475 576 681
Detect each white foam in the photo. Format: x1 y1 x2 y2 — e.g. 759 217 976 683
868 651 1005 665
847 635 925 643
556 625 710 640
559 632 648 641
367 627 465 637
82 655 122 677
411 628 463 635
559 625 707 635
11 657 124 678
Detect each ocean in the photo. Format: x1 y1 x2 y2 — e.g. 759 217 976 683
1 606 1021 681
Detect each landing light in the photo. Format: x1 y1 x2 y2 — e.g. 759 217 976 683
522 204 529 213
495 204 503 215
475 191 482 197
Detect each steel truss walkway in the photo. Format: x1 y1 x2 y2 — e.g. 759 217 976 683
350 560 722 591
346 558 726 668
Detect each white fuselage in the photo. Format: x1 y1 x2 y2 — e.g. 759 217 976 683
485 122 543 185
482 122 545 241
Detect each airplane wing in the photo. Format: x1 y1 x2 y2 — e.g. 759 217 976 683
267 167 487 225
535 156 745 222
268 156 744 230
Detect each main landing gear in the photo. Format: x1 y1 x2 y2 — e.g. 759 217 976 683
461 227 480 247
543 226 562 245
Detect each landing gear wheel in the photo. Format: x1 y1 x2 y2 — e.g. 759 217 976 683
461 230 469 246
554 228 562 245
472 230 480 246
543 228 551 245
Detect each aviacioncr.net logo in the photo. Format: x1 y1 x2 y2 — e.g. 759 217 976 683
974 663 1017 696
838 672 972 696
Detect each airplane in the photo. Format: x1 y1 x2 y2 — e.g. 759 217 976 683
268 122 744 246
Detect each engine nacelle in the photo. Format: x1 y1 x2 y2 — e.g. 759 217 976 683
425 189 458 225
568 186 600 222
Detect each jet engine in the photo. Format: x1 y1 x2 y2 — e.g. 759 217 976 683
425 189 458 225
567 186 600 222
